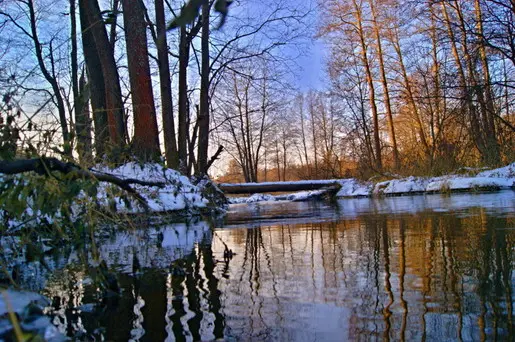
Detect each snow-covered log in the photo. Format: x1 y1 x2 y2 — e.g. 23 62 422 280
219 180 341 194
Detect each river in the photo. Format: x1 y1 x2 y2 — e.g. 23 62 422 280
11 191 515 340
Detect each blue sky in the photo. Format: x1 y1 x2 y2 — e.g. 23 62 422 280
297 39 326 91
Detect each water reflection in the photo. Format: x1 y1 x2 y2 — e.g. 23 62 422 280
213 195 514 341
17 192 515 340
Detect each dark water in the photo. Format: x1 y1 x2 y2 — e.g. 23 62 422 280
18 192 515 340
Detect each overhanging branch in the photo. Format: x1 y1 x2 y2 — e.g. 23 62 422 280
0 157 168 210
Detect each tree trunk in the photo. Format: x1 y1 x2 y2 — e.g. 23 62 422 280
441 1 485 159
155 0 178 169
429 2 443 159
72 0 91 162
77 71 93 162
178 26 190 173
275 139 281 181
308 92 319 176
353 0 381 170
196 0 211 175
219 180 342 194
109 0 119 48
369 0 399 170
298 95 310 174
79 0 108 157
70 0 79 134
122 0 160 160
474 0 500 165
84 0 126 148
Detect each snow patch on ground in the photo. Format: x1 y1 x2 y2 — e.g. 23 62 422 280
425 176 513 192
92 162 207 213
373 176 428 195
477 163 515 178
285 189 326 201
225 162 515 203
336 179 373 197
229 193 277 204
0 162 209 230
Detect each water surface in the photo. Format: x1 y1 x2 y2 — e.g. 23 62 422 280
18 191 515 340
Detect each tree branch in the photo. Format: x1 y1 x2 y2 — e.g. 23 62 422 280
0 158 168 210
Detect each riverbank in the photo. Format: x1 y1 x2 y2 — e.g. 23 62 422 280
0 162 225 233
226 162 515 203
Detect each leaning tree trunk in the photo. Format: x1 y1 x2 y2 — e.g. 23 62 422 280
441 1 485 160
122 0 161 161
83 0 126 149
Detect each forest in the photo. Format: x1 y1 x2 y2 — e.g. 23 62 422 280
0 1 514 339
0 0 514 181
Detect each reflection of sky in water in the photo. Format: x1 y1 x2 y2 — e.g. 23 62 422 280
336 190 515 217
9 191 515 340
224 191 515 228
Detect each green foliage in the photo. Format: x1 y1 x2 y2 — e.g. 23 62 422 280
0 173 100 236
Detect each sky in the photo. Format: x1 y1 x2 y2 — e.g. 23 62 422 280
296 39 326 91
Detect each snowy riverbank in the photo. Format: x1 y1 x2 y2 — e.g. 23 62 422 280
0 162 213 232
226 162 515 204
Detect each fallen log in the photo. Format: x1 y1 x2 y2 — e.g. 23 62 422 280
219 180 342 194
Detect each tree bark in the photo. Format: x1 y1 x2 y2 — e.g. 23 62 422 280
178 26 190 173
83 0 126 148
72 0 91 162
122 0 161 160
196 0 211 175
369 0 399 170
109 0 119 48
77 71 93 162
79 0 108 157
155 0 179 169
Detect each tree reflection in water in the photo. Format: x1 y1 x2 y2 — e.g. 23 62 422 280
11 196 515 340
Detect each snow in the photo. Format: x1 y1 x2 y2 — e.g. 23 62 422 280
0 162 209 230
477 163 515 178
285 189 326 201
225 162 515 204
92 162 207 213
336 179 373 197
373 176 428 195
229 193 276 204
425 176 513 192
